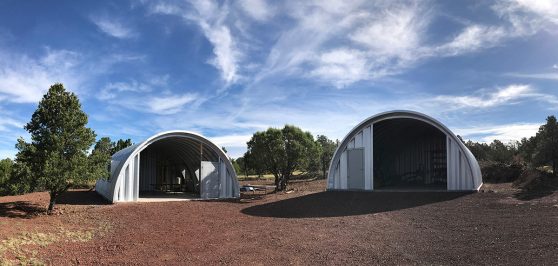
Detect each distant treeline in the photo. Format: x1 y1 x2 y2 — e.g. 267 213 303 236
463 116 558 170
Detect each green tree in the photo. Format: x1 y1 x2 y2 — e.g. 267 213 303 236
488 139 515 163
533 116 558 175
465 140 490 161
7 138 37 195
21 83 96 213
518 136 538 164
111 138 133 155
316 135 337 179
231 158 242 176
0 158 13 195
246 125 318 191
89 137 113 181
243 150 267 179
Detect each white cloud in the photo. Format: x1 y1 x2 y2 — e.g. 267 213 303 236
209 134 251 148
0 49 82 103
0 116 21 132
349 4 427 57
238 0 274 21
506 72 558 81
432 84 558 109
97 76 168 101
310 48 368 87
456 123 541 143
149 3 182 15
147 93 197 115
92 17 135 39
98 80 152 100
149 1 240 85
436 25 507 56
496 0 558 26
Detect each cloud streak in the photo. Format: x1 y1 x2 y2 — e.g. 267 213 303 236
92 16 135 39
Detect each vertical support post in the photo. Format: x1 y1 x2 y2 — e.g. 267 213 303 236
199 142 203 197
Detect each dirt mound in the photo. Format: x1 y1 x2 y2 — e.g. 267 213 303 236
480 161 523 183
513 169 558 200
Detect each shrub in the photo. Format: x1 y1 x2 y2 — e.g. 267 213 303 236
480 161 523 183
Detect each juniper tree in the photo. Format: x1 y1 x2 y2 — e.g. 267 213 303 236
22 83 96 213
246 125 318 191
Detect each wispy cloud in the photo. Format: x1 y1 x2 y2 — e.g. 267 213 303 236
433 84 558 110
98 80 152 100
435 25 507 56
209 134 252 148
149 1 240 85
0 49 82 103
91 16 135 39
147 93 198 115
456 123 541 143
494 0 558 28
0 116 21 132
238 0 275 22
506 72 558 81
97 75 170 100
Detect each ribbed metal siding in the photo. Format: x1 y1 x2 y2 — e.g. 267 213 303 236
330 125 372 190
327 111 482 192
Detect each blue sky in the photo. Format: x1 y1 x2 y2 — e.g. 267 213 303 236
0 0 557 158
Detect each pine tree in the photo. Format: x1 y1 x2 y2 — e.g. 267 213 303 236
22 83 96 213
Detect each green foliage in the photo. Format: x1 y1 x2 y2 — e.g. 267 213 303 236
20 83 96 212
7 138 38 195
489 140 516 163
0 158 13 195
111 138 132 155
316 135 337 179
88 137 113 181
231 158 241 176
532 116 558 175
244 150 267 178
464 139 517 164
517 136 537 164
246 125 318 191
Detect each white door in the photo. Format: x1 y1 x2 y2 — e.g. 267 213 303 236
200 161 220 199
347 148 365 190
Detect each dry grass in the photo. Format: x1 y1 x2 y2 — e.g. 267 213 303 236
0 221 111 265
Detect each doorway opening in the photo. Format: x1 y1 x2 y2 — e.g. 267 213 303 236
373 118 447 190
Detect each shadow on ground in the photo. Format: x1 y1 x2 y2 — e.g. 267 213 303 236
0 201 45 218
241 191 470 218
57 190 110 205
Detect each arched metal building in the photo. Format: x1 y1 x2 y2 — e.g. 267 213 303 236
95 131 240 203
327 110 482 191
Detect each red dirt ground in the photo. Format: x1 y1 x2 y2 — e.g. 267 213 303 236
1 180 558 265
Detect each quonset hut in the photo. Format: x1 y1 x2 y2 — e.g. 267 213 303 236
96 131 240 203
327 110 482 191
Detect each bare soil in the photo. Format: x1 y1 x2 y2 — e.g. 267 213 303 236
1 180 558 265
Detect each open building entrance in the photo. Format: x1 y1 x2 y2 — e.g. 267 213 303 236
138 136 220 200
373 118 447 190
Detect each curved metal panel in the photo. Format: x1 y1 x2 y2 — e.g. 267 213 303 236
95 130 240 202
327 110 482 191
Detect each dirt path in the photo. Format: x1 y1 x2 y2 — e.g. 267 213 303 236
2 181 558 265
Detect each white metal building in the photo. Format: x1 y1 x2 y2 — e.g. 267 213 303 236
95 130 240 203
327 110 482 191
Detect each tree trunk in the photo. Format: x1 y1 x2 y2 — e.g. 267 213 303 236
275 175 287 192
48 192 57 214
274 174 280 192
